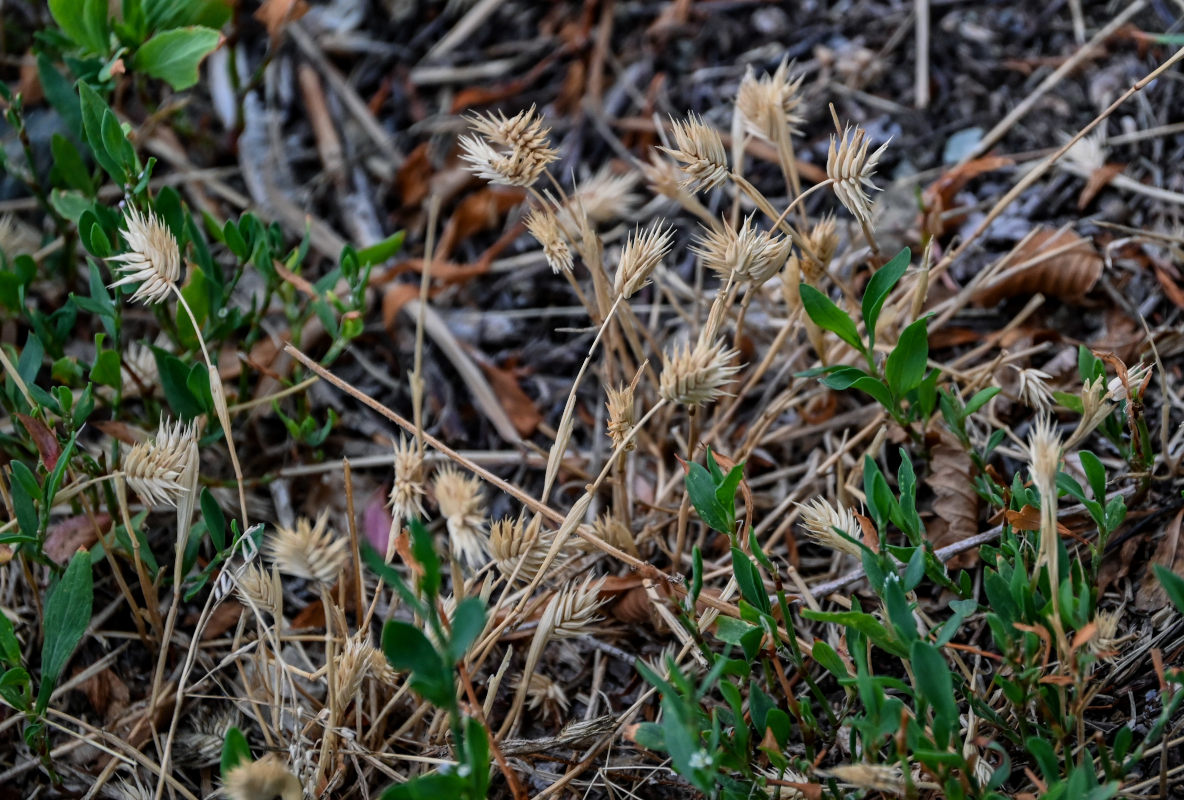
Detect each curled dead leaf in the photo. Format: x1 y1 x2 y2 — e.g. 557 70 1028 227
974 227 1102 306
611 585 655 626
926 432 979 568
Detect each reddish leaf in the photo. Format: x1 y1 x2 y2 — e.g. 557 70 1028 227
45 513 110 565
477 361 542 437
17 413 59 470
1077 162 1125 209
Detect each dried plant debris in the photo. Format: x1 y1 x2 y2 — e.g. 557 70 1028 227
4 2 1184 799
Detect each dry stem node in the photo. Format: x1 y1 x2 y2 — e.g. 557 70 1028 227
826 125 890 224
122 416 199 508
660 114 730 193
266 511 349 585
459 105 557 187
659 338 742 407
433 466 489 567
108 207 181 305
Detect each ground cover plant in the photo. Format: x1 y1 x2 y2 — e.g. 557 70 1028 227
1 1 1183 798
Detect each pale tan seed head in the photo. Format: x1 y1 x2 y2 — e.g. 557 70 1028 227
802 214 839 281
490 516 552 584
781 254 803 311
334 632 387 702
659 338 742 407
1011 366 1055 412
108 207 181 305
235 563 282 619
177 706 237 768
614 223 674 298
561 166 641 227
604 383 636 452
433 466 488 567
823 763 906 796
826 125 890 224
660 114 729 193
640 151 686 200
593 513 638 558
1026 415 1062 503
459 106 557 187
692 215 790 284
119 342 160 399
223 754 303 800
521 671 570 721
798 497 864 559
545 575 607 639
736 59 805 143
524 207 574 274
266 512 349 585
122 417 199 508
388 436 426 524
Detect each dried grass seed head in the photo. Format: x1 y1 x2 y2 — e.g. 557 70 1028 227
546 575 607 639
266 511 349 585
593 512 639 558
1011 366 1055 411
433 466 489 567
736 60 805 143
108 207 181 305
660 114 730 193
223 754 303 800
802 214 839 282
521 671 570 719
388 435 426 523
1089 607 1122 661
524 207 574 274
798 497 864 559
614 222 674 298
335 633 386 701
1026 415 1062 501
562 165 641 227
490 516 551 584
823 763 906 795
604 383 636 452
693 214 790 284
826 125 889 224
123 416 199 508
459 105 557 187
659 338 742 407
235 563 283 619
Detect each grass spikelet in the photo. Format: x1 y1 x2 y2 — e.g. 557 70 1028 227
798 497 864 559
223 754 303 800
388 435 426 524
659 338 742 407
266 511 349 585
546 575 607 639
107 207 181 305
692 214 790 284
235 563 283 619
521 671 570 721
660 114 729 193
562 166 640 227
459 105 557 187
593 513 638 558
524 207 574 274
823 763 906 795
433 466 489 567
826 124 889 225
801 214 839 283
614 222 674 298
122 416 198 508
604 383 636 452
490 516 551 584
736 60 804 143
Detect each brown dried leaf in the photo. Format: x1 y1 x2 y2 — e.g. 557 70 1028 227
1135 507 1183 613
477 361 542 437
926 432 979 568
921 155 1013 238
45 513 110 565
17 413 60 470
76 667 130 721
974 227 1102 306
1152 262 1184 310
254 0 308 43
1078 162 1125 209
611 586 654 626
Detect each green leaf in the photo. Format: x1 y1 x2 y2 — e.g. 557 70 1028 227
850 375 894 410
447 597 486 663
818 366 872 391
200 488 226 551
910 640 957 746
964 386 1001 416
144 0 233 30
89 347 121 389
132 27 222 90
632 721 666 751
9 462 40 542
730 547 770 614
686 462 733 533
37 55 83 138
37 550 93 713
77 82 125 184
220 726 251 778
153 350 206 420
380 773 466 800
811 640 849 680
357 230 406 266
883 577 917 642
408 518 441 600
0 613 20 666
799 284 864 352
885 315 930 398
381 620 451 706
1154 565 1184 615
50 134 95 194
100 109 136 176
1078 450 1106 503
714 615 757 647
50 0 109 53
861 247 911 350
